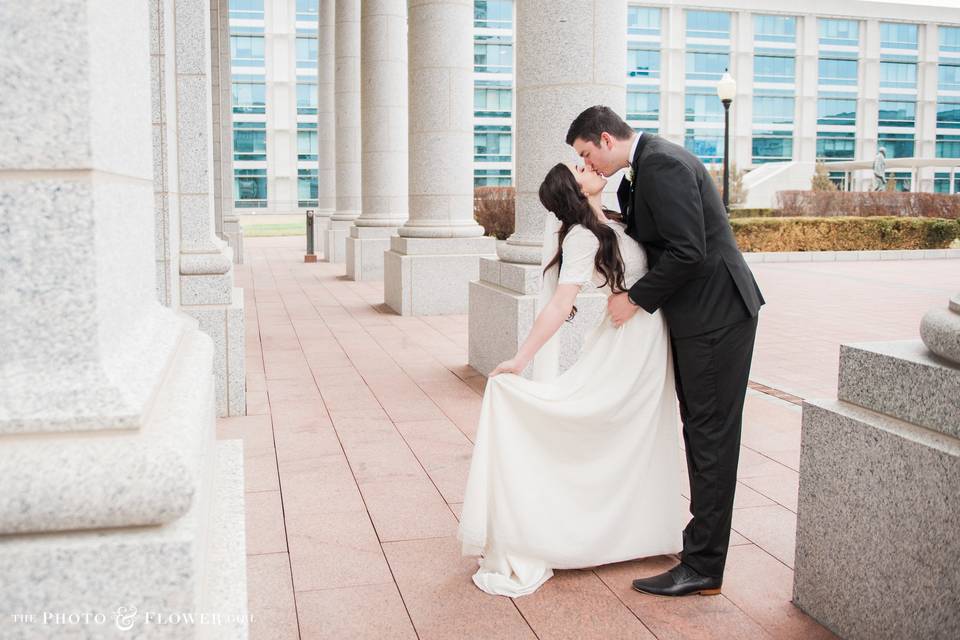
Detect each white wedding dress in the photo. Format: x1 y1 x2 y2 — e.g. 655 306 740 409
457 220 685 597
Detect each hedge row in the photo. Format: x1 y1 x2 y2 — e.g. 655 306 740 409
776 191 960 219
731 216 960 252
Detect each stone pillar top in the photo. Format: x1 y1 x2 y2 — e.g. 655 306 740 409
921 292 960 365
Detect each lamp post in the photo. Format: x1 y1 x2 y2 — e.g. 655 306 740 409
717 71 736 210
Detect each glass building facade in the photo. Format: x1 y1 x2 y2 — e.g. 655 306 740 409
229 2 960 203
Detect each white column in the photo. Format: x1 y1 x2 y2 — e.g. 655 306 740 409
264 0 297 214
468 0 626 375
315 0 336 251
917 23 940 190
325 0 361 263
858 19 881 162
382 0 496 314
661 5 686 144
211 0 244 263
0 1 246 631
171 0 246 417
345 0 408 281
796 13 819 162
732 11 753 171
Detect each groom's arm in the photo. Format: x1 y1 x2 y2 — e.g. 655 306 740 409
627 153 706 313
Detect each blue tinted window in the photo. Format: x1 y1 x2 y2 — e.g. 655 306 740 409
937 134 960 158
684 129 723 164
754 55 794 83
937 101 960 128
818 97 857 126
627 89 659 121
474 169 512 187
880 61 916 88
234 122 267 161
628 47 661 78
474 126 512 162
877 133 914 159
475 39 512 73
296 82 317 114
297 129 317 161
880 23 918 49
685 92 724 123
940 26 960 52
474 85 512 117
754 15 796 43
235 168 267 207
296 37 317 67
295 0 318 22
816 132 856 160
754 95 795 124
628 6 661 36
819 19 859 46
753 132 794 163
232 81 266 114
939 64 960 91
230 0 264 20
475 0 512 29
686 51 729 81
819 58 858 85
231 35 265 65
878 100 915 127
934 172 960 193
686 11 730 39
297 168 318 207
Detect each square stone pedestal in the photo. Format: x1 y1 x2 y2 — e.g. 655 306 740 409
468 257 606 377
183 287 245 417
345 226 398 281
794 340 960 640
384 235 496 315
222 217 244 265
324 218 354 264
312 214 331 260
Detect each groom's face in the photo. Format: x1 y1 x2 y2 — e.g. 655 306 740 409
572 133 617 179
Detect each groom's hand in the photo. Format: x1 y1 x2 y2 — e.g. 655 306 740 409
608 292 640 327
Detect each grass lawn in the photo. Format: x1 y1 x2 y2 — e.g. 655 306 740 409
242 222 306 237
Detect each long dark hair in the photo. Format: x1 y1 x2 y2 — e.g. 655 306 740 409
538 163 628 297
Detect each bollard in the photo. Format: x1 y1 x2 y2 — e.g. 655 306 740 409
304 209 317 263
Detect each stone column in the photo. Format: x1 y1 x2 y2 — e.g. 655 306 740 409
211 0 244 263
383 0 496 314
170 0 246 417
315 0 336 252
468 1 626 375
731 11 753 171
325 0 361 263
345 0 408 281
0 1 246 633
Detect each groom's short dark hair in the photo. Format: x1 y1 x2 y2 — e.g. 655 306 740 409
565 106 634 147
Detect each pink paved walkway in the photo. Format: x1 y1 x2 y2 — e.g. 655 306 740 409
218 236 956 639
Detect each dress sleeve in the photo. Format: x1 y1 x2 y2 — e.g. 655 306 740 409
557 225 599 290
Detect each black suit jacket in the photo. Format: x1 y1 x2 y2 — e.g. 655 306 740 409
617 134 764 338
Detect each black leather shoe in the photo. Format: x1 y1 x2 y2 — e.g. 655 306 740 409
631 563 722 597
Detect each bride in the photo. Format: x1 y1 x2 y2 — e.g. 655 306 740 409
457 162 685 597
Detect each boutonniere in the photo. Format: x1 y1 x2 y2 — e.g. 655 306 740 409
626 167 635 184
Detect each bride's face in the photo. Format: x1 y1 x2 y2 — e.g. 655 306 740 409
567 163 607 197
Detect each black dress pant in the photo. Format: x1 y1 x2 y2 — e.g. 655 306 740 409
671 314 758 579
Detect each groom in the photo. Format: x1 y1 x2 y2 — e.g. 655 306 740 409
566 106 764 596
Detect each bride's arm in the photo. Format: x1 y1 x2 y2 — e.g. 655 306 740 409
489 283 581 377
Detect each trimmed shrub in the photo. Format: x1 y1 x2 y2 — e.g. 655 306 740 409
474 186 515 240
728 208 780 219
731 216 960 252
776 190 960 219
